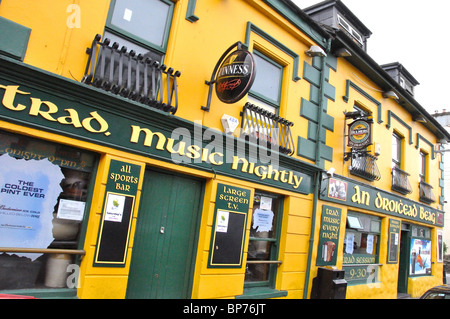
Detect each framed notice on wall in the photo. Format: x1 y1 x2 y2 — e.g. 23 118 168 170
208 184 251 268
316 205 342 266
94 159 142 267
387 219 401 264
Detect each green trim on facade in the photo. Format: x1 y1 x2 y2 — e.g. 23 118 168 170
244 22 301 82
298 55 336 166
297 137 316 161
0 17 31 61
303 62 321 87
415 133 435 159
386 110 413 145
185 0 199 22
343 80 383 124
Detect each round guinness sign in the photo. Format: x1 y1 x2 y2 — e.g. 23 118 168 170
215 49 256 104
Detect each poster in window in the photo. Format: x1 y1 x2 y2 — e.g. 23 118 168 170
0 154 64 260
410 238 431 275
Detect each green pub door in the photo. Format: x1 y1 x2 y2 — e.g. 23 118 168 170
126 169 203 298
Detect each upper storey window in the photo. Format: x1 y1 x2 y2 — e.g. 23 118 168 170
248 51 283 114
105 0 174 61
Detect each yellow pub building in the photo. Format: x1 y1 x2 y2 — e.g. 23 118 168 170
0 0 448 300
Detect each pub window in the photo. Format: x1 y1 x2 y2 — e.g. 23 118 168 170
418 150 436 204
244 191 283 291
104 0 174 62
343 212 381 285
392 132 402 170
247 51 283 114
419 151 427 182
410 225 432 276
0 131 97 292
391 132 412 194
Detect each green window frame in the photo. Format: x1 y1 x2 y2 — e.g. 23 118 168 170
104 0 174 61
392 132 402 170
419 151 427 182
343 212 381 286
240 191 285 298
248 51 283 114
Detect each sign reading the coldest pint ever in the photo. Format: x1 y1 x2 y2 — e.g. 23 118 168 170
215 49 256 104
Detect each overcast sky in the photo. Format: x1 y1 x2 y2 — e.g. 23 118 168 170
292 0 449 115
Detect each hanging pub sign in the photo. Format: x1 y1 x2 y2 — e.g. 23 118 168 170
348 119 372 149
215 49 256 104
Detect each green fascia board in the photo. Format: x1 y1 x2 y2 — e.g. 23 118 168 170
0 55 322 193
0 17 31 61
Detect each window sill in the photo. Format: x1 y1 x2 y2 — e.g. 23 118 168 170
236 287 287 299
0 288 78 299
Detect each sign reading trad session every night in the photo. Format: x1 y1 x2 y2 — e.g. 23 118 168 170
321 174 444 227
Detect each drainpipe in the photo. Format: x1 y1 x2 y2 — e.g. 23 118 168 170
303 39 331 299
303 171 321 299
314 39 331 167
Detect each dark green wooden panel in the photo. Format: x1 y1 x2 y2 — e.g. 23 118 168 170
126 169 203 299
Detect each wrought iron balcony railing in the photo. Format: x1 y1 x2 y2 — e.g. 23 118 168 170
391 166 412 195
240 103 295 156
82 34 181 114
419 181 436 204
348 151 381 181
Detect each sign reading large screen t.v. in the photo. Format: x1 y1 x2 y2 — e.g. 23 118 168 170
208 183 251 268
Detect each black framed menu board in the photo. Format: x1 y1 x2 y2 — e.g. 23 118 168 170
208 183 251 268
387 219 401 264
